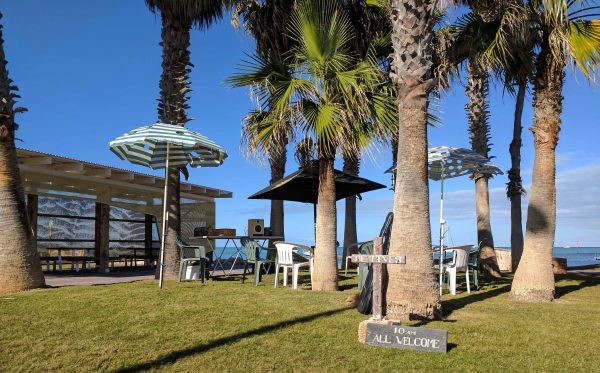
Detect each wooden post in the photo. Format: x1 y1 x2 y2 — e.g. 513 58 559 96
351 240 405 321
26 194 38 243
95 203 110 272
372 237 383 321
145 214 153 257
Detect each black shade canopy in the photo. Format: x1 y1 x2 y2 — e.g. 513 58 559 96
248 161 386 203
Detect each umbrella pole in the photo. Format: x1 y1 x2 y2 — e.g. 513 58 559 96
158 143 170 289
313 203 317 242
439 162 445 296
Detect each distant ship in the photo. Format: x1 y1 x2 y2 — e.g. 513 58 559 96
563 241 581 249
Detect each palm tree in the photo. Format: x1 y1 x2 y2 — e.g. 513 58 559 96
507 80 527 271
0 12 46 293
232 0 295 242
448 5 532 277
342 151 359 261
145 0 235 278
229 0 395 291
465 61 503 278
385 0 441 320
341 1 393 262
239 108 290 243
503 13 533 271
511 0 600 301
450 12 508 278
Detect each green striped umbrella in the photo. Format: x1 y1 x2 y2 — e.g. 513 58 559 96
109 122 227 289
109 122 227 168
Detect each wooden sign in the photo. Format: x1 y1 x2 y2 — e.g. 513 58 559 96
350 237 406 320
365 323 448 353
351 254 405 264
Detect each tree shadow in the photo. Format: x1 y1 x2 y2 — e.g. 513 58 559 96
554 273 600 299
338 283 358 291
410 319 458 327
441 283 511 319
113 306 352 373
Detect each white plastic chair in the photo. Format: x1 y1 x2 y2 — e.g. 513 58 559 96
274 242 313 289
343 242 363 275
444 246 471 295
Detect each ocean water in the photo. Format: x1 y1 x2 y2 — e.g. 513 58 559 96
214 246 600 268
552 247 600 267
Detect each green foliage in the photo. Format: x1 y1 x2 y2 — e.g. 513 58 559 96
448 3 532 90
228 0 397 160
531 0 600 79
145 0 237 29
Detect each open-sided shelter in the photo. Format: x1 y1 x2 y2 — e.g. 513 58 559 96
18 148 232 272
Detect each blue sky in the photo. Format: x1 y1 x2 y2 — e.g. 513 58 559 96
3 1 599 247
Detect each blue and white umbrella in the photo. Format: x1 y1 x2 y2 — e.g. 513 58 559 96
387 146 502 294
428 146 502 294
109 122 227 289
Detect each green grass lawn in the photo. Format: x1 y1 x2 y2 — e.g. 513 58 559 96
1 270 599 373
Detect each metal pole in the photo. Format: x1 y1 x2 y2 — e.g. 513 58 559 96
439 161 445 296
158 143 170 289
313 203 317 243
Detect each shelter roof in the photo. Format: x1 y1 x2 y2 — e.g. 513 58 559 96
17 148 232 207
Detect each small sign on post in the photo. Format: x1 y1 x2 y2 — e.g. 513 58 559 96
353 237 448 353
351 237 405 321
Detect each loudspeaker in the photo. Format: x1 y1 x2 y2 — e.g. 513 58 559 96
248 219 264 236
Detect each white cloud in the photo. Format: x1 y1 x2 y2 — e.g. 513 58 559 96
352 161 600 246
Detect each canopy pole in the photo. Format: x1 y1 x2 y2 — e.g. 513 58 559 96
158 143 170 289
439 161 445 296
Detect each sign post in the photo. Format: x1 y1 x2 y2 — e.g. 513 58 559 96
352 237 448 353
351 237 405 321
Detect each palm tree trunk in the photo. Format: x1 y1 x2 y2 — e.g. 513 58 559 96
0 13 45 293
269 140 287 247
511 40 562 302
163 167 181 279
508 82 526 271
342 152 359 268
466 63 501 278
155 11 193 279
385 0 440 320
313 147 338 291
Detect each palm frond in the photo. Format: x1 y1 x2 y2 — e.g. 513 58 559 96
145 0 235 29
568 19 600 78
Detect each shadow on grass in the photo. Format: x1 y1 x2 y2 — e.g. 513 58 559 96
113 306 352 373
209 276 242 282
338 283 358 291
441 284 511 318
554 273 600 299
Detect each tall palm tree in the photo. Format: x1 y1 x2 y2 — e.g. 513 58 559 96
511 0 600 301
342 151 359 260
239 107 290 243
0 13 45 293
232 0 295 242
507 80 527 271
341 1 392 261
503 14 533 271
465 61 502 278
229 0 395 291
449 5 531 277
145 0 235 278
385 0 441 320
